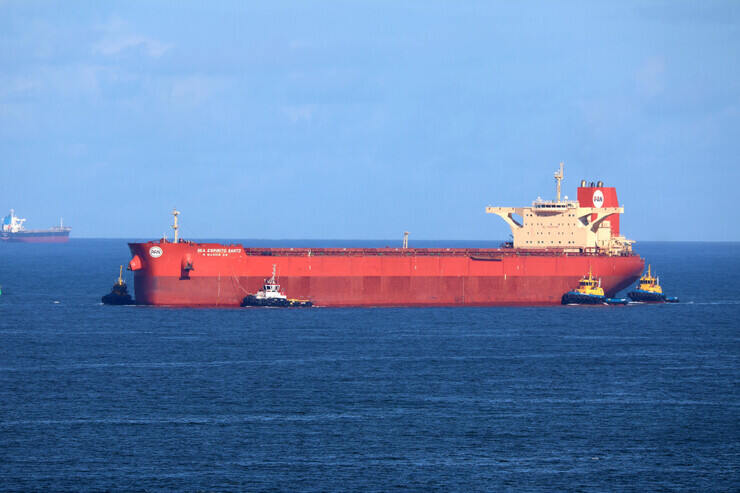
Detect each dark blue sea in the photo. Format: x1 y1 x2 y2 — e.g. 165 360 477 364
1 239 738 491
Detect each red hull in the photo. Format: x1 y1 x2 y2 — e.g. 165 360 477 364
128 241 644 307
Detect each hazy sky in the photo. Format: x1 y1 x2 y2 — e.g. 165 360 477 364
1 1 738 241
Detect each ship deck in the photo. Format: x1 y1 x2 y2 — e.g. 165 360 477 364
234 246 629 258
134 239 637 259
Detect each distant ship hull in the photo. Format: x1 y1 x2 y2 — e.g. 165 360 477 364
1 229 71 243
128 242 644 307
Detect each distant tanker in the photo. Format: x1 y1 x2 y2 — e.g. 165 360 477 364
127 164 643 306
1 209 71 243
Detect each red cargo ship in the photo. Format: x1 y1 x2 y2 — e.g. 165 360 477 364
127 165 644 306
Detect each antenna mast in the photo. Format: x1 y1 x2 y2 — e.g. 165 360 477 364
554 162 564 202
172 208 180 243
403 231 409 249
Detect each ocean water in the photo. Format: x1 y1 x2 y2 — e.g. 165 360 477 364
0 240 738 491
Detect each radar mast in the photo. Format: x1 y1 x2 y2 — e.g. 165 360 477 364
554 162 564 202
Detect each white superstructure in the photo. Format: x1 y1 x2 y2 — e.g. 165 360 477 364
486 164 633 255
253 265 288 301
1 209 26 233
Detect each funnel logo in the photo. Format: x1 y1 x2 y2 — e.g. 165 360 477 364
592 190 604 209
149 246 163 258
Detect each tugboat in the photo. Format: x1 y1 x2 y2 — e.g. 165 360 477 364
561 269 628 305
102 266 135 305
241 265 312 307
628 265 679 303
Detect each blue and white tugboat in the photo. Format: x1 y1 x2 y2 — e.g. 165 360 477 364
562 269 628 305
241 265 312 307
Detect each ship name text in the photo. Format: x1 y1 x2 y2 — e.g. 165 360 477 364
197 248 242 257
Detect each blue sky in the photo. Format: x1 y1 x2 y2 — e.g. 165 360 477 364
1 1 738 240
